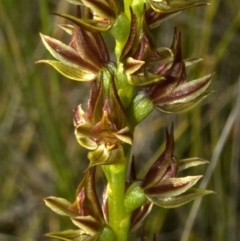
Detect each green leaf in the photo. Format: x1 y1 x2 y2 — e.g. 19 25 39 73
37 60 96 81
144 176 202 197
44 197 77 217
146 188 214 208
45 229 98 241
178 157 209 171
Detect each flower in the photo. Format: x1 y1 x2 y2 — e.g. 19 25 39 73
73 72 132 167
37 6 111 82
60 0 119 31
145 0 209 28
146 29 213 113
121 8 213 113
44 167 116 241
141 125 213 208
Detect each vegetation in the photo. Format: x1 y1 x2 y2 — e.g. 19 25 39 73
0 0 240 240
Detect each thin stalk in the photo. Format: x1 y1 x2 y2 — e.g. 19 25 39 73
102 157 130 241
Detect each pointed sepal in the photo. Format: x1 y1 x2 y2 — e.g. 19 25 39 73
44 197 76 217
88 145 125 167
178 157 209 171
44 229 99 241
146 188 214 208
36 60 96 81
71 216 101 236
148 0 209 14
142 126 176 189
130 201 153 232
144 176 202 197
40 33 98 72
53 13 112 32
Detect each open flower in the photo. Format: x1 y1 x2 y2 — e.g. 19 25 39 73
146 0 209 29
121 8 213 113
146 29 213 113
142 125 213 208
73 72 132 167
44 168 116 241
58 0 119 31
122 125 212 232
37 7 111 82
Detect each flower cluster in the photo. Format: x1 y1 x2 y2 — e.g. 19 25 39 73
38 0 214 240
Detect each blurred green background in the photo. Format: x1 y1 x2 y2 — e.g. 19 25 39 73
0 0 240 240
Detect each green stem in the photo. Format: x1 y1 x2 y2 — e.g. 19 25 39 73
123 0 133 18
102 156 131 241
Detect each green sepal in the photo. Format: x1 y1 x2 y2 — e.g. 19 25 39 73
130 201 153 232
53 13 111 32
152 47 174 64
44 197 76 217
88 145 125 167
148 0 209 13
76 137 98 151
146 188 214 208
65 0 83 5
142 128 175 189
124 58 145 75
124 181 147 213
184 57 203 67
128 72 166 86
81 0 118 20
39 33 98 72
178 157 209 171
147 11 181 29
154 73 214 113
44 229 98 241
156 91 214 113
58 24 74 35
144 176 202 197
36 60 96 81
120 8 139 61
71 216 101 236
